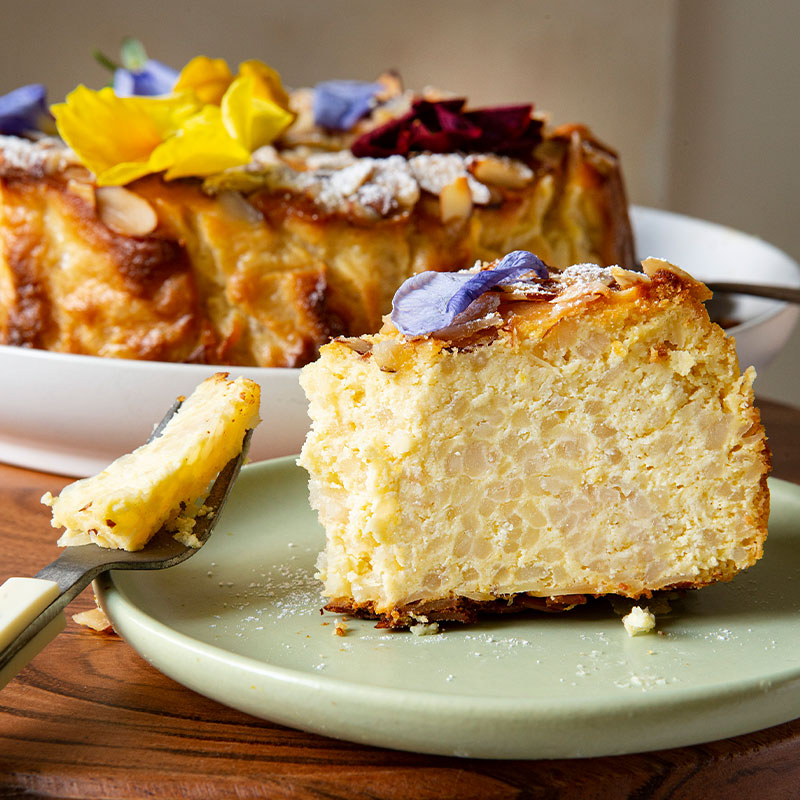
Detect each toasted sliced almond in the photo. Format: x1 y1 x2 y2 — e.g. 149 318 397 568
95 186 158 237
337 336 373 355
371 337 404 372
67 179 96 210
376 70 403 100
439 176 473 223
72 607 113 633
641 257 711 301
610 266 651 289
217 190 263 224
469 155 533 190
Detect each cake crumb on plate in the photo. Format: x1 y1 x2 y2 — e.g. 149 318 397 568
622 606 656 637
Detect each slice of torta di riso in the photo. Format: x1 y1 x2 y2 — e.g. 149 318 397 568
43 373 261 551
298 252 770 628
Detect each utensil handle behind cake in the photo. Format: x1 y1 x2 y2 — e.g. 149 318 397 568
706 282 800 304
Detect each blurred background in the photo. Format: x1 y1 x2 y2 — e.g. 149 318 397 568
2 0 798 404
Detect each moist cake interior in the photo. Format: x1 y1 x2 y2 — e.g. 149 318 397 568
299 260 769 627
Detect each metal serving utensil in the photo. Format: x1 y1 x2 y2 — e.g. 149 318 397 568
705 281 800 305
702 281 800 330
0 399 253 688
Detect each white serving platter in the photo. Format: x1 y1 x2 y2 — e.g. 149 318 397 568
1 206 798 476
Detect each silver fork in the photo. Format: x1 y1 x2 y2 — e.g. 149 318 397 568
0 399 253 688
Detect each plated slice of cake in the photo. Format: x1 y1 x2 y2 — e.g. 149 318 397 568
43 372 260 551
298 253 770 628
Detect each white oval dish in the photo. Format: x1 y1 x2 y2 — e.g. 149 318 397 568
1 206 798 476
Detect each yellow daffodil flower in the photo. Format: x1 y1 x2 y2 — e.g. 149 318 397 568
174 56 293 113
221 75 295 152
237 59 292 112
51 56 295 186
152 104 251 180
52 85 200 185
173 56 233 105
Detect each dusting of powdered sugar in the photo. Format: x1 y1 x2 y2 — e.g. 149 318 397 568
407 153 491 204
0 135 83 175
558 263 617 286
206 147 523 219
495 263 619 302
2 133 529 222
253 154 421 218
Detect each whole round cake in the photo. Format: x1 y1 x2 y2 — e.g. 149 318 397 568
0 50 635 366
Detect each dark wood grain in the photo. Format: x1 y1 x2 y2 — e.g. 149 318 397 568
1 398 799 799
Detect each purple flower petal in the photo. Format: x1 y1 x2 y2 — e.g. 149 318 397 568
313 80 383 130
113 59 178 97
390 251 549 336
0 84 49 135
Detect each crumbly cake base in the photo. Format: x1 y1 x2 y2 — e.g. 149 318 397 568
325 580 707 629
325 593 588 628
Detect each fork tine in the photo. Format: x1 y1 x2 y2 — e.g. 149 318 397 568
146 397 184 444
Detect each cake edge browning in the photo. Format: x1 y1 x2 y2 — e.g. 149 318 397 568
323 561 765 630
325 593 589 629
0 123 636 367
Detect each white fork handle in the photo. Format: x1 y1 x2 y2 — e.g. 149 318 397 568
0 577 65 689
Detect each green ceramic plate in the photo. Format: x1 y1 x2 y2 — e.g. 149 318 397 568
96 458 800 759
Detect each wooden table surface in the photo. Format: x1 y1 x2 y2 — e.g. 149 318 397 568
1 398 799 799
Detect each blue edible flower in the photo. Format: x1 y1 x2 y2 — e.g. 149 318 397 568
0 84 51 135
313 79 382 130
113 59 178 97
390 250 549 337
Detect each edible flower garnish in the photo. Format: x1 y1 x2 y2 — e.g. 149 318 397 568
52 51 294 186
313 79 383 130
114 60 178 97
172 56 232 104
175 57 292 112
390 250 548 337
352 99 542 160
52 87 201 185
0 84 52 135
107 38 179 97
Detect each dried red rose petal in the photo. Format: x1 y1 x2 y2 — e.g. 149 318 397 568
351 98 543 160
465 105 543 158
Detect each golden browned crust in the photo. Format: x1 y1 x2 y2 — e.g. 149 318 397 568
0 174 203 360
324 593 590 629
548 123 636 269
0 127 635 367
324 556 770 630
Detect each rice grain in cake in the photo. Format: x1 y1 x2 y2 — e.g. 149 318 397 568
298 255 770 628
